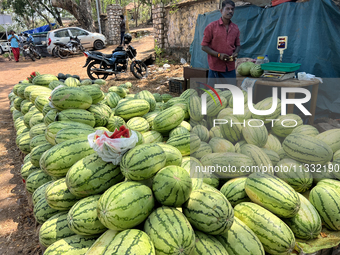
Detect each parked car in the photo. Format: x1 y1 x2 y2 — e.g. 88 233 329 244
47 27 107 56
31 32 50 57
0 41 11 54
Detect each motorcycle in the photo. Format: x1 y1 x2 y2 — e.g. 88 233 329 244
27 42 41 60
54 36 85 59
82 44 148 80
21 42 36 61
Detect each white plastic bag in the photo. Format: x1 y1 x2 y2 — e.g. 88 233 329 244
297 72 323 83
88 129 138 165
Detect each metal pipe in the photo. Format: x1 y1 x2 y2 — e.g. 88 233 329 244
95 0 102 34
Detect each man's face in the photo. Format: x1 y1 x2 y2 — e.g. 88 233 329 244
221 4 235 20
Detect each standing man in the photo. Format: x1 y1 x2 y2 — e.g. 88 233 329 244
8 30 20 62
201 0 240 86
120 15 126 46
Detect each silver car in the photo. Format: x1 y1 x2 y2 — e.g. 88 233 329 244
0 41 11 54
47 27 107 56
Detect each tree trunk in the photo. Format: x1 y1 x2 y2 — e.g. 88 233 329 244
27 0 53 30
53 7 63 27
51 0 95 32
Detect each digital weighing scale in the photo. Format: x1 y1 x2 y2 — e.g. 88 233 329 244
260 36 301 81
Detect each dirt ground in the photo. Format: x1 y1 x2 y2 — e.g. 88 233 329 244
0 34 183 255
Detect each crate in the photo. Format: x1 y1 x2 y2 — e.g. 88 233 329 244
261 62 301 72
169 78 184 93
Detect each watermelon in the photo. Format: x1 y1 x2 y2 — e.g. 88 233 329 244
57 109 96 127
55 128 95 144
34 95 50 112
135 90 156 111
115 99 150 120
39 212 75 247
193 231 229 255
144 206 195 255
106 116 126 132
142 111 161 129
152 166 192 207
67 195 107 235
30 143 53 167
29 123 46 138
245 172 301 218
44 109 58 126
292 124 319 137
153 106 185 134
40 137 95 177
33 196 60 224
183 189 234 235
120 143 166 180
127 117 150 133
97 181 154 230
17 132 31 154
79 85 104 104
209 126 223 139
192 125 209 142
43 235 98 255
29 112 44 127
169 126 190 138
309 185 340 231
283 193 322 240
283 133 333 165
49 80 64 90
33 74 58 85
240 144 273 171
271 114 303 138
87 104 110 127
156 143 182 166
94 79 106 85
142 130 163 143
317 179 340 194
108 86 126 97
25 169 52 193
209 137 235 153
51 87 92 110
234 202 295 255
220 115 243 144
64 77 80 87
32 180 53 205
217 216 265 255
242 120 268 147
45 178 80 211
261 148 280 166
101 229 155 255
105 92 121 108
20 161 39 180
20 100 34 114
191 142 213 159
180 89 198 100
166 133 201 156
315 129 340 153
66 153 123 197
237 62 255 76
85 230 120 255
220 177 250 207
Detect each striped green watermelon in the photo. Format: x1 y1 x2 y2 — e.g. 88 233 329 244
315 129 340 153
142 111 161 129
291 124 319 137
152 166 192 207
85 229 120 255
30 90 51 104
276 159 313 193
21 161 39 181
34 95 50 112
43 235 98 255
183 189 234 235
33 74 58 85
24 107 39 127
127 117 150 132
261 148 280 166
49 80 64 90
51 87 92 110
106 116 126 132
271 114 303 138
17 84 33 98
115 99 150 120
44 109 58 126
29 112 44 127
40 137 95 177
240 144 273 171
45 120 93 145
20 100 34 114
242 120 268 147
57 109 96 127
166 133 201 156
97 181 154 230
42 104 53 116
220 178 250 207
164 97 187 109
202 177 219 189
14 97 25 110
317 179 340 194
180 89 198 100
193 231 228 255
209 126 223 139
26 169 52 193
277 147 288 160
17 132 31 154
209 137 235 153
152 93 162 102
67 195 107 235
156 143 182 166
144 206 195 255
206 95 228 117
103 229 155 255
24 85 46 99
283 133 333 165
79 85 104 104
161 94 173 102
66 153 123 197
105 92 121 108
12 110 24 120
120 143 166 180
179 120 191 131
251 97 281 123
200 152 254 178
33 196 60 224
87 104 110 127
283 193 322 240
192 125 209 142
30 143 53 167
45 178 80 211
29 123 46 139
108 86 126 97
217 216 265 255
191 142 213 159
17 126 29 136
153 106 184 134
309 185 340 231
29 131 48 150
39 212 75 247
64 77 80 87
135 90 156 111
32 180 53 205
55 128 94 144
134 130 145 145
142 130 163 143
220 115 243 144
334 149 340 160
234 202 295 255
245 172 300 218
169 126 190 138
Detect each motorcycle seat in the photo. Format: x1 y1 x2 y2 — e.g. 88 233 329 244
90 51 112 58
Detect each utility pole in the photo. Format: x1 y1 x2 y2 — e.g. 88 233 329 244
95 0 102 34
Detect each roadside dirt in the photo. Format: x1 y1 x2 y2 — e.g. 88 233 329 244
0 34 183 255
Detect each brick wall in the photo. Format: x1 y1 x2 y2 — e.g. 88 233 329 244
106 4 124 45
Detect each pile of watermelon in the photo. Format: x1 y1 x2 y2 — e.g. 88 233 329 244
8 71 340 255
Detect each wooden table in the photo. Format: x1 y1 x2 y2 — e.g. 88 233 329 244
183 67 209 90
237 76 319 125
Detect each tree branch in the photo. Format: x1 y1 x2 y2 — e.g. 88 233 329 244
26 0 53 29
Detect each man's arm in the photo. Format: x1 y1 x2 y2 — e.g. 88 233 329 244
232 45 241 57
201 45 230 62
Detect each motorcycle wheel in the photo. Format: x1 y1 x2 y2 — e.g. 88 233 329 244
87 61 109 80
58 47 70 59
29 53 35 61
130 61 148 79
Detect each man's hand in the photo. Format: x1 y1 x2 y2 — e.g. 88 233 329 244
232 52 238 58
219 53 230 61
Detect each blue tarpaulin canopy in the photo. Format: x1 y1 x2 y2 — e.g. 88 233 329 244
23 23 56 34
190 0 340 117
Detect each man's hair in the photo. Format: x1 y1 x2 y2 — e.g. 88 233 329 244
221 0 235 9
120 15 124 19
9 30 14 33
